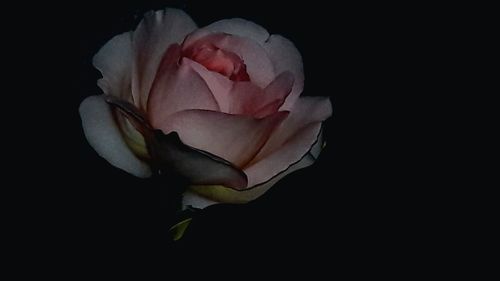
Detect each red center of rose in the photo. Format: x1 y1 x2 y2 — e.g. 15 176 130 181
183 43 250 82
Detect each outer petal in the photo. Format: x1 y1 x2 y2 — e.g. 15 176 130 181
187 128 325 204
244 123 322 187
79 95 152 177
182 190 219 209
147 48 220 128
154 109 289 168
199 18 270 44
263 35 304 110
183 32 275 88
250 96 332 165
93 32 134 102
132 8 197 110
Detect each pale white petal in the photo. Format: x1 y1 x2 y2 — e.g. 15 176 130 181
182 190 219 210
93 32 134 102
201 18 270 43
79 95 151 177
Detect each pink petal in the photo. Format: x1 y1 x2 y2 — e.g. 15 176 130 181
226 72 293 116
79 95 151 177
182 58 233 112
226 81 264 115
132 9 197 110
147 46 220 129
253 100 284 118
154 109 289 168
263 35 304 110
251 96 332 164
255 71 295 117
171 58 294 119
93 32 134 102
243 97 332 185
244 122 322 187
239 131 323 197
183 32 275 88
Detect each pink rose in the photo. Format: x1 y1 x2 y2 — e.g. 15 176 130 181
79 8 332 208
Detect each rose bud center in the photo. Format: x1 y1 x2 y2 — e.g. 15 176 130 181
183 42 250 82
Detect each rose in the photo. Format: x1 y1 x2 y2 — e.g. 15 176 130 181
79 8 332 208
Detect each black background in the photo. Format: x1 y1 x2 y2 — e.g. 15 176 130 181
70 0 437 270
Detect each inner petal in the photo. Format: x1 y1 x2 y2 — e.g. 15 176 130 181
183 41 250 82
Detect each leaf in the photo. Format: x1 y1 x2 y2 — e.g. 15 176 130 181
169 217 193 241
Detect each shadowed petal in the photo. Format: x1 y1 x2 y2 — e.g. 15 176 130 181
150 131 248 189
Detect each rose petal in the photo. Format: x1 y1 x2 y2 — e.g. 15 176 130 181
132 8 197 110
154 109 289 168
183 32 275 88
263 35 304 110
257 71 295 116
93 32 134 102
226 81 263 115
253 100 283 119
79 95 151 177
228 71 294 116
150 131 248 189
187 129 324 204
147 47 220 128
309 125 325 160
244 123 323 187
264 72 294 98
114 111 149 159
184 59 294 117
182 58 233 112
182 190 219 209
200 18 270 44
104 95 151 159
250 96 332 165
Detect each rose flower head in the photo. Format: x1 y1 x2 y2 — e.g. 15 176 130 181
80 8 332 208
